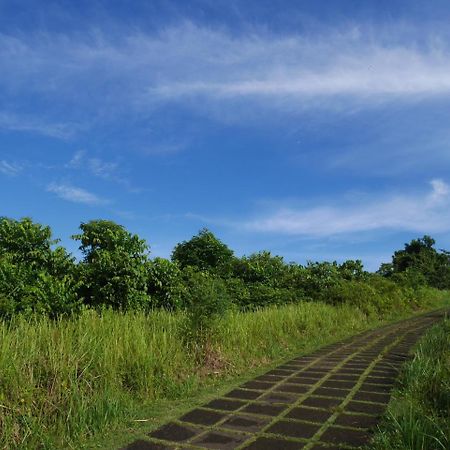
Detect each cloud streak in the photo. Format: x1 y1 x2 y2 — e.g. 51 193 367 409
0 160 21 176
47 183 109 206
1 23 450 125
243 179 450 236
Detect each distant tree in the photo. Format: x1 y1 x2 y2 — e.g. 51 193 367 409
232 251 287 286
382 236 450 289
0 217 79 318
338 260 367 281
73 220 149 309
146 257 184 310
0 216 72 274
172 228 234 274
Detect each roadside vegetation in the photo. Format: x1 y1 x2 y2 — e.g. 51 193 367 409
0 216 449 449
370 319 450 450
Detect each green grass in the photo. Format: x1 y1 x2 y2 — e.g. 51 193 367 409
0 293 448 450
370 318 450 450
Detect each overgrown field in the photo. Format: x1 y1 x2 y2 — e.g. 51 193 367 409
0 295 448 450
370 318 450 450
1 217 450 448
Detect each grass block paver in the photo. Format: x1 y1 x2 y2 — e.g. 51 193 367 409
274 383 310 394
286 407 333 423
353 391 391 404
301 396 343 409
149 422 199 442
359 382 392 393
319 426 371 447
266 419 320 439
241 403 287 416
259 392 297 404
191 430 247 449
243 437 305 449
314 386 350 396
225 389 262 400
204 398 246 411
345 400 386 415
254 374 285 382
321 380 356 389
179 408 226 426
122 310 448 450
241 381 276 390
220 415 270 432
290 376 323 384
334 412 380 429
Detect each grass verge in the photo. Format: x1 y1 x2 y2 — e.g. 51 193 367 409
0 292 448 450
369 318 450 450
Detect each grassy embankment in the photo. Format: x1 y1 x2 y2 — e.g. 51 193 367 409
370 318 450 450
0 291 448 449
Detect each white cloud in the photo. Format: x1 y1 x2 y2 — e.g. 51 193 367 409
67 150 119 180
243 179 450 236
1 23 450 122
0 160 21 176
47 183 109 205
0 111 78 139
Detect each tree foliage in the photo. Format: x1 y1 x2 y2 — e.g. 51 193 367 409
172 228 234 274
385 235 450 289
73 220 149 310
0 217 79 318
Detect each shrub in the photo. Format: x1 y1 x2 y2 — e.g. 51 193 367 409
302 261 342 300
231 251 288 286
181 268 231 343
324 279 380 316
146 258 184 310
0 256 80 319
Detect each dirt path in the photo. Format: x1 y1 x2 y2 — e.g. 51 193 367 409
121 309 448 450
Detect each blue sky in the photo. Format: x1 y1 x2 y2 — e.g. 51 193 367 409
1 0 450 270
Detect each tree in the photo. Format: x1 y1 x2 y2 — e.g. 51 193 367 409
73 220 149 309
383 235 450 289
172 228 234 274
0 217 79 318
232 251 287 286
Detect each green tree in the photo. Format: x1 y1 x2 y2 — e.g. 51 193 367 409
172 228 234 274
386 236 450 289
73 220 149 309
338 259 367 281
146 257 184 310
232 251 287 286
0 217 79 318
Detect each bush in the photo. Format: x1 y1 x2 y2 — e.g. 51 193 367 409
146 258 184 310
231 251 288 286
181 268 231 343
0 256 80 319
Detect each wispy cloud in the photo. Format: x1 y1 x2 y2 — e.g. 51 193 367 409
47 183 109 205
0 111 78 139
0 160 22 176
243 179 450 236
65 150 142 192
67 150 118 180
2 23 450 123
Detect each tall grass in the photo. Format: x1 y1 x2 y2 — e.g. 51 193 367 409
0 295 448 449
370 318 450 450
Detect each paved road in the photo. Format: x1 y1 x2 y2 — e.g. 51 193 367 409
122 309 448 450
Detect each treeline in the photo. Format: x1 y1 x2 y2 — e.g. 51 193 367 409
1 217 449 320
